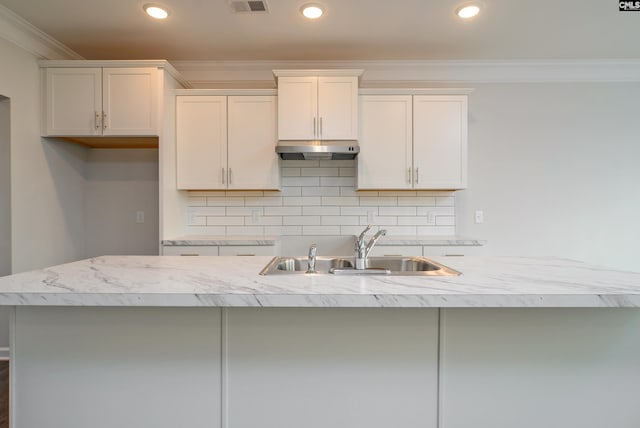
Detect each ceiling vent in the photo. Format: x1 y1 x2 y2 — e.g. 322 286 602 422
229 0 269 13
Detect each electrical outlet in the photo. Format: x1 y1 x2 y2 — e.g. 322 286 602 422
474 210 484 224
427 211 436 225
136 211 145 224
252 210 261 224
367 210 375 223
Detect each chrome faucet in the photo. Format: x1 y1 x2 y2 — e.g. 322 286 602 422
306 243 318 274
354 225 387 270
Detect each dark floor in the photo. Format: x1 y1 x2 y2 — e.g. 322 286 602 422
0 361 7 428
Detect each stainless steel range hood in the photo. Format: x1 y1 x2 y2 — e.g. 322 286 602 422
276 140 359 160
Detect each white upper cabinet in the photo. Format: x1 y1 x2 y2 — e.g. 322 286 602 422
358 95 413 189
358 92 468 190
44 67 158 137
176 94 280 191
176 96 227 190
275 70 361 140
227 95 279 190
413 95 468 190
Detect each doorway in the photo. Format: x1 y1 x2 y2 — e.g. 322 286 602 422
0 95 9 277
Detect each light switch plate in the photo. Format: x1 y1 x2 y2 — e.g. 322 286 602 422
474 210 484 224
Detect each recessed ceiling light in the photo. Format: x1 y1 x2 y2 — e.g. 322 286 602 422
456 3 481 19
300 3 324 19
144 4 169 20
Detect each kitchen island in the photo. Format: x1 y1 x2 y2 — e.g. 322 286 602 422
1 256 640 428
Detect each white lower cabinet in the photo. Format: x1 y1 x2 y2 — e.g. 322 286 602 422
368 245 423 257
440 309 640 428
218 245 278 256
225 308 439 428
162 246 220 256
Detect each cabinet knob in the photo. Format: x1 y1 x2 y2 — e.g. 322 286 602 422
94 111 101 131
222 168 225 185
102 112 108 130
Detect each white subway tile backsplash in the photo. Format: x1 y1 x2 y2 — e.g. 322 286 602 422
398 197 436 206
226 207 262 216
207 216 244 226
283 196 322 206
185 160 456 238
208 197 244 206
321 216 359 226
436 216 456 226
264 206 302 216
303 225 341 235
341 206 375 216
320 177 355 187
282 177 320 187
301 167 339 177
378 206 417 216
283 216 321 225
226 226 265 235
301 187 341 197
322 196 359 206
281 168 301 177
265 225 303 236
188 196 207 206
436 196 455 206
245 196 283 206
303 206 341 216
279 187 302 196
359 197 397 206
246 215 283 226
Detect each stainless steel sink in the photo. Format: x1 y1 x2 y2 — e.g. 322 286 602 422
259 256 461 276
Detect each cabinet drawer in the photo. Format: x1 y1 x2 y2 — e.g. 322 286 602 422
218 246 278 256
422 246 484 257
162 246 219 256
368 245 423 257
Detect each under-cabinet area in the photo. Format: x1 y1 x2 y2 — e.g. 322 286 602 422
12 307 640 428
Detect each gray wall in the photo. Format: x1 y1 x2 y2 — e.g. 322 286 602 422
84 149 159 257
457 83 640 272
0 95 10 277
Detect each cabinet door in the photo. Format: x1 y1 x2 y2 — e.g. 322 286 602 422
317 76 358 140
413 95 467 189
226 308 439 428
102 68 158 136
277 76 317 140
44 68 102 136
227 96 280 190
162 246 220 256
218 246 278 256
176 96 227 190
357 95 413 189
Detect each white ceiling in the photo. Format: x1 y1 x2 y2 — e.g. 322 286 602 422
0 0 638 61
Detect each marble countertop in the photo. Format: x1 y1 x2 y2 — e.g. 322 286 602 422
161 235 483 247
162 236 279 246
0 256 639 308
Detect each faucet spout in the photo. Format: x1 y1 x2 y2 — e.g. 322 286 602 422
354 226 387 270
306 243 317 274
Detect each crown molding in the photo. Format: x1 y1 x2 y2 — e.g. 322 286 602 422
172 59 640 87
0 4 82 59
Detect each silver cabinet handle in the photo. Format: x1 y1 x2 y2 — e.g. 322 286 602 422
102 112 107 130
407 168 412 184
313 117 316 138
222 168 225 185
319 117 323 138
95 111 101 130
415 168 419 184
229 168 233 185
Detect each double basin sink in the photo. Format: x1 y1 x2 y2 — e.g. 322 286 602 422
260 256 461 276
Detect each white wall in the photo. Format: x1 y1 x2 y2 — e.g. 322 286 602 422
0 37 86 273
84 149 159 257
456 83 640 272
0 96 10 277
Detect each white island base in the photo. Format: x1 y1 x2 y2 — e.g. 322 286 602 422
11 306 640 428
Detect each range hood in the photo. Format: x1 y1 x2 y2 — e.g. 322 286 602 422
276 140 359 160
